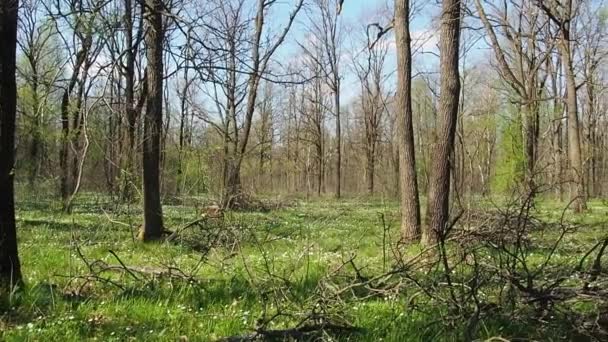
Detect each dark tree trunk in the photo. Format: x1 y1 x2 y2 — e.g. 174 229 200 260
140 0 164 241
317 143 323 196
224 160 242 207
395 0 421 241
522 101 540 196
334 87 341 199
0 0 22 287
122 0 137 202
67 78 87 211
59 33 90 206
28 68 42 185
176 65 189 198
59 94 71 202
423 0 461 246
586 69 598 198
366 149 375 195
105 112 116 194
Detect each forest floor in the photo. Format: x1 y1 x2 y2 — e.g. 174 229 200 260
1 193 607 341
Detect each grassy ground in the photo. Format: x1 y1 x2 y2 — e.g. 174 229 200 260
1 193 607 341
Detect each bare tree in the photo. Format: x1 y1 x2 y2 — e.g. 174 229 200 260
302 49 328 196
17 0 59 185
283 77 304 193
0 0 22 287
221 0 304 207
474 0 551 197
49 0 106 211
121 0 146 201
353 33 388 195
538 0 587 212
579 2 608 198
423 0 461 245
176 33 194 197
303 0 342 198
254 81 274 190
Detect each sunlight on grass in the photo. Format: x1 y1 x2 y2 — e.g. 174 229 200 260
1 197 606 341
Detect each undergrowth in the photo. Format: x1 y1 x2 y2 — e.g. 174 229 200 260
1 193 607 341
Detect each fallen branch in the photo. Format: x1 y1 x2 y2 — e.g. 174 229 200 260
165 217 208 242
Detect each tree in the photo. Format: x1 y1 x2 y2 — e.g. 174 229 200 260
474 0 551 198
176 32 195 198
17 0 59 185
50 0 105 211
140 0 165 241
221 0 303 207
120 0 146 201
302 0 342 198
538 0 587 212
423 0 461 245
197 0 248 201
254 81 275 190
302 49 328 196
579 2 608 198
351 18 391 195
0 0 22 287
394 0 421 241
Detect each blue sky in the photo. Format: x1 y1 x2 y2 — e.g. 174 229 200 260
269 0 444 104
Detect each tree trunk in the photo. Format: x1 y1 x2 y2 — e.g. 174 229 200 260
59 35 90 205
560 35 586 212
395 0 421 241
122 0 138 202
522 101 540 196
224 160 242 207
60 95 71 202
177 65 189 198
586 69 597 198
366 148 375 194
538 0 586 211
317 142 323 196
0 0 22 286
67 79 86 212
549 57 564 200
140 0 164 241
423 0 461 246
28 68 42 185
334 86 341 198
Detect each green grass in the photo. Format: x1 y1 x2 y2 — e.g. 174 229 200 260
1 193 607 341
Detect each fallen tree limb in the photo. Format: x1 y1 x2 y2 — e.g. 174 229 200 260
165 217 208 242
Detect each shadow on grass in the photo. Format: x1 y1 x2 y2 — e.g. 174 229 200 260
18 218 88 232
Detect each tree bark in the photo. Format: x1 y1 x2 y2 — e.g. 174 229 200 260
560 32 586 212
394 0 421 241
548 57 564 200
59 29 91 207
0 0 22 286
423 0 461 246
140 0 164 241
538 0 586 211
334 86 341 199
121 0 138 202
366 148 375 194
177 59 191 198
28 64 42 185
